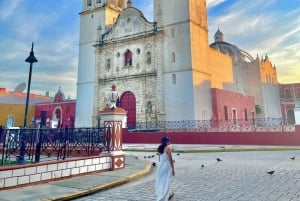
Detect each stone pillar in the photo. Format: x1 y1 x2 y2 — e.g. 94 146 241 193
99 107 127 170
98 82 127 170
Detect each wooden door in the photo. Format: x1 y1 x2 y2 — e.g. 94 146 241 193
120 91 136 129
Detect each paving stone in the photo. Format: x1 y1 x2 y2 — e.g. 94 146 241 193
74 150 300 201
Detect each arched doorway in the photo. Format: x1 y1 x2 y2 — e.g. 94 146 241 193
52 107 62 128
120 91 136 129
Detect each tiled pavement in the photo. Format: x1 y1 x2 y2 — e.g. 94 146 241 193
74 148 300 201
1 144 300 201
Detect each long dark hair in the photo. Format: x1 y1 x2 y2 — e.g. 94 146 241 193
157 136 169 154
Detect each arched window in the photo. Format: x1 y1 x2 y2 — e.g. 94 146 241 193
146 51 151 64
106 58 111 70
172 52 176 63
136 48 140 55
125 50 132 66
172 74 176 84
6 115 15 127
146 101 152 113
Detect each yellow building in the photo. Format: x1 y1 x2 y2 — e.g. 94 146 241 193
0 87 50 128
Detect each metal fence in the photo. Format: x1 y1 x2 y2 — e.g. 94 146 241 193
0 118 295 166
0 127 108 166
129 118 295 132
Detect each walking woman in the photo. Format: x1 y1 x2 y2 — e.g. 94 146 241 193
155 136 175 201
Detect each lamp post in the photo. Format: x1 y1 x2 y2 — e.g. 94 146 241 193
18 42 38 164
24 42 38 128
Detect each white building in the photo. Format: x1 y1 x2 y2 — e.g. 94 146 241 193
76 0 282 128
76 0 126 127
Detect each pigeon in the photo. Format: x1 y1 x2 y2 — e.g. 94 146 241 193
151 155 155 158
152 162 156 167
177 153 180 156
267 171 275 175
144 156 147 159
216 158 222 162
290 156 295 160
201 164 204 168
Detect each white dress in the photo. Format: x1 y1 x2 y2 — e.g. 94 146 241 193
155 148 172 201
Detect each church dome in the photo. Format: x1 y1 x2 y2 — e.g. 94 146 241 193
53 87 65 103
210 29 254 62
214 28 224 42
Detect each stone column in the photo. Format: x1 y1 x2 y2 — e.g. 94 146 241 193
100 81 127 169
99 107 127 170
99 82 128 170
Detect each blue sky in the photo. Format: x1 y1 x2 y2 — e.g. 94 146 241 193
0 0 299 99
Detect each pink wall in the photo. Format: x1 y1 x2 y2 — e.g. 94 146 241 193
35 101 76 127
122 126 300 146
211 88 255 123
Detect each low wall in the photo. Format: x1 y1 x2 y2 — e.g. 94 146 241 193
0 154 113 190
123 125 300 146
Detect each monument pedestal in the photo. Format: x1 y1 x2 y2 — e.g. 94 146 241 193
99 107 127 170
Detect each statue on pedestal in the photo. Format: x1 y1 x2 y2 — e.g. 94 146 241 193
107 83 119 109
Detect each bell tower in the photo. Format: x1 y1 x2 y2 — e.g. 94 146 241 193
153 0 212 121
76 0 126 127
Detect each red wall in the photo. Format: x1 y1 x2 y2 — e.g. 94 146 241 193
122 125 300 146
211 88 255 122
35 101 76 127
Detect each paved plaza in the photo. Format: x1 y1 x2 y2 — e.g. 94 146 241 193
74 150 300 201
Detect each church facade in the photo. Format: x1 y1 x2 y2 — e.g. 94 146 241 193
75 0 282 128
35 88 76 128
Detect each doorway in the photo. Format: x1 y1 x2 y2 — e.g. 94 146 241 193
120 91 136 129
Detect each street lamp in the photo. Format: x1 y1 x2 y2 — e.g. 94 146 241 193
18 42 38 164
24 42 38 128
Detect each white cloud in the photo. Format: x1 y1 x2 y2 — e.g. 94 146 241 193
1 0 299 100
0 1 80 98
207 0 227 8
208 0 300 84
0 0 24 20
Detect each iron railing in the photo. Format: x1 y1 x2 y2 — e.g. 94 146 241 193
129 118 295 132
0 118 295 166
0 127 108 166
